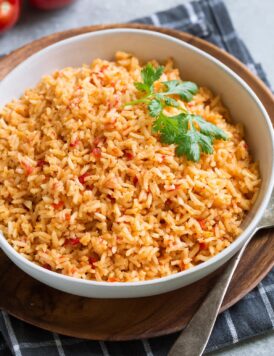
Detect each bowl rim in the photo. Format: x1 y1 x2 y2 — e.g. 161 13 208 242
0 28 273 288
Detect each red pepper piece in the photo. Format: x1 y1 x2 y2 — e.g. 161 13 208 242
89 256 98 267
64 237 80 246
21 162 33 175
70 237 80 246
133 176 138 186
42 263 52 271
78 172 90 185
125 151 134 160
92 147 101 158
199 242 207 250
86 184 94 191
198 219 207 230
36 160 46 167
70 139 80 147
52 201 64 209
108 277 118 282
107 194 115 203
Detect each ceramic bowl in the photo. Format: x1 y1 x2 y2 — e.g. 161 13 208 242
0 29 273 298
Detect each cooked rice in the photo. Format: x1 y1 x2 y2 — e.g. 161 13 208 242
0 52 260 282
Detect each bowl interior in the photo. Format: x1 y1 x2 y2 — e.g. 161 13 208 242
1 29 272 229
0 29 273 292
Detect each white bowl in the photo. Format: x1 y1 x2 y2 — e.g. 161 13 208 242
0 29 273 298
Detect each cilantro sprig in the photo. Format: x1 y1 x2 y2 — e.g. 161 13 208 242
126 63 228 162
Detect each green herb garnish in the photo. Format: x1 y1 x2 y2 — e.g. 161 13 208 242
126 64 228 162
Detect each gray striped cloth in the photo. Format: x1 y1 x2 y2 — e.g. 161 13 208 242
0 0 274 355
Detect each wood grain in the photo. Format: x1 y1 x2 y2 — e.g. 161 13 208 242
0 24 273 341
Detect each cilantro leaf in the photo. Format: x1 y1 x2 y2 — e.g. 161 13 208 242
155 113 225 162
152 113 183 144
175 131 200 161
194 116 228 140
125 63 228 162
196 132 214 154
161 96 179 108
162 80 198 102
175 129 212 162
148 99 162 117
140 64 164 92
134 82 149 93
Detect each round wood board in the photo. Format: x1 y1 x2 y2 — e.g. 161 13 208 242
0 24 274 341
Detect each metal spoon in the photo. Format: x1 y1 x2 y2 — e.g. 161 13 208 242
168 191 274 356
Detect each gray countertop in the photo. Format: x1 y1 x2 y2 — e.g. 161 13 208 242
0 0 273 355
0 0 273 90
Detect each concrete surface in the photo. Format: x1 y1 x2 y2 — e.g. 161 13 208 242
0 0 273 89
0 0 273 355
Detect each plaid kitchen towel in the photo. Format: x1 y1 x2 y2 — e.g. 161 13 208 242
0 0 274 355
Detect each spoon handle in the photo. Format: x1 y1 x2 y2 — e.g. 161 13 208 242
168 248 245 356
257 190 274 230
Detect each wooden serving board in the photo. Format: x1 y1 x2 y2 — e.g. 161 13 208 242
0 24 274 341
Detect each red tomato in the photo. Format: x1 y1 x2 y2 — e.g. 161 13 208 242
0 0 20 33
30 0 75 10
